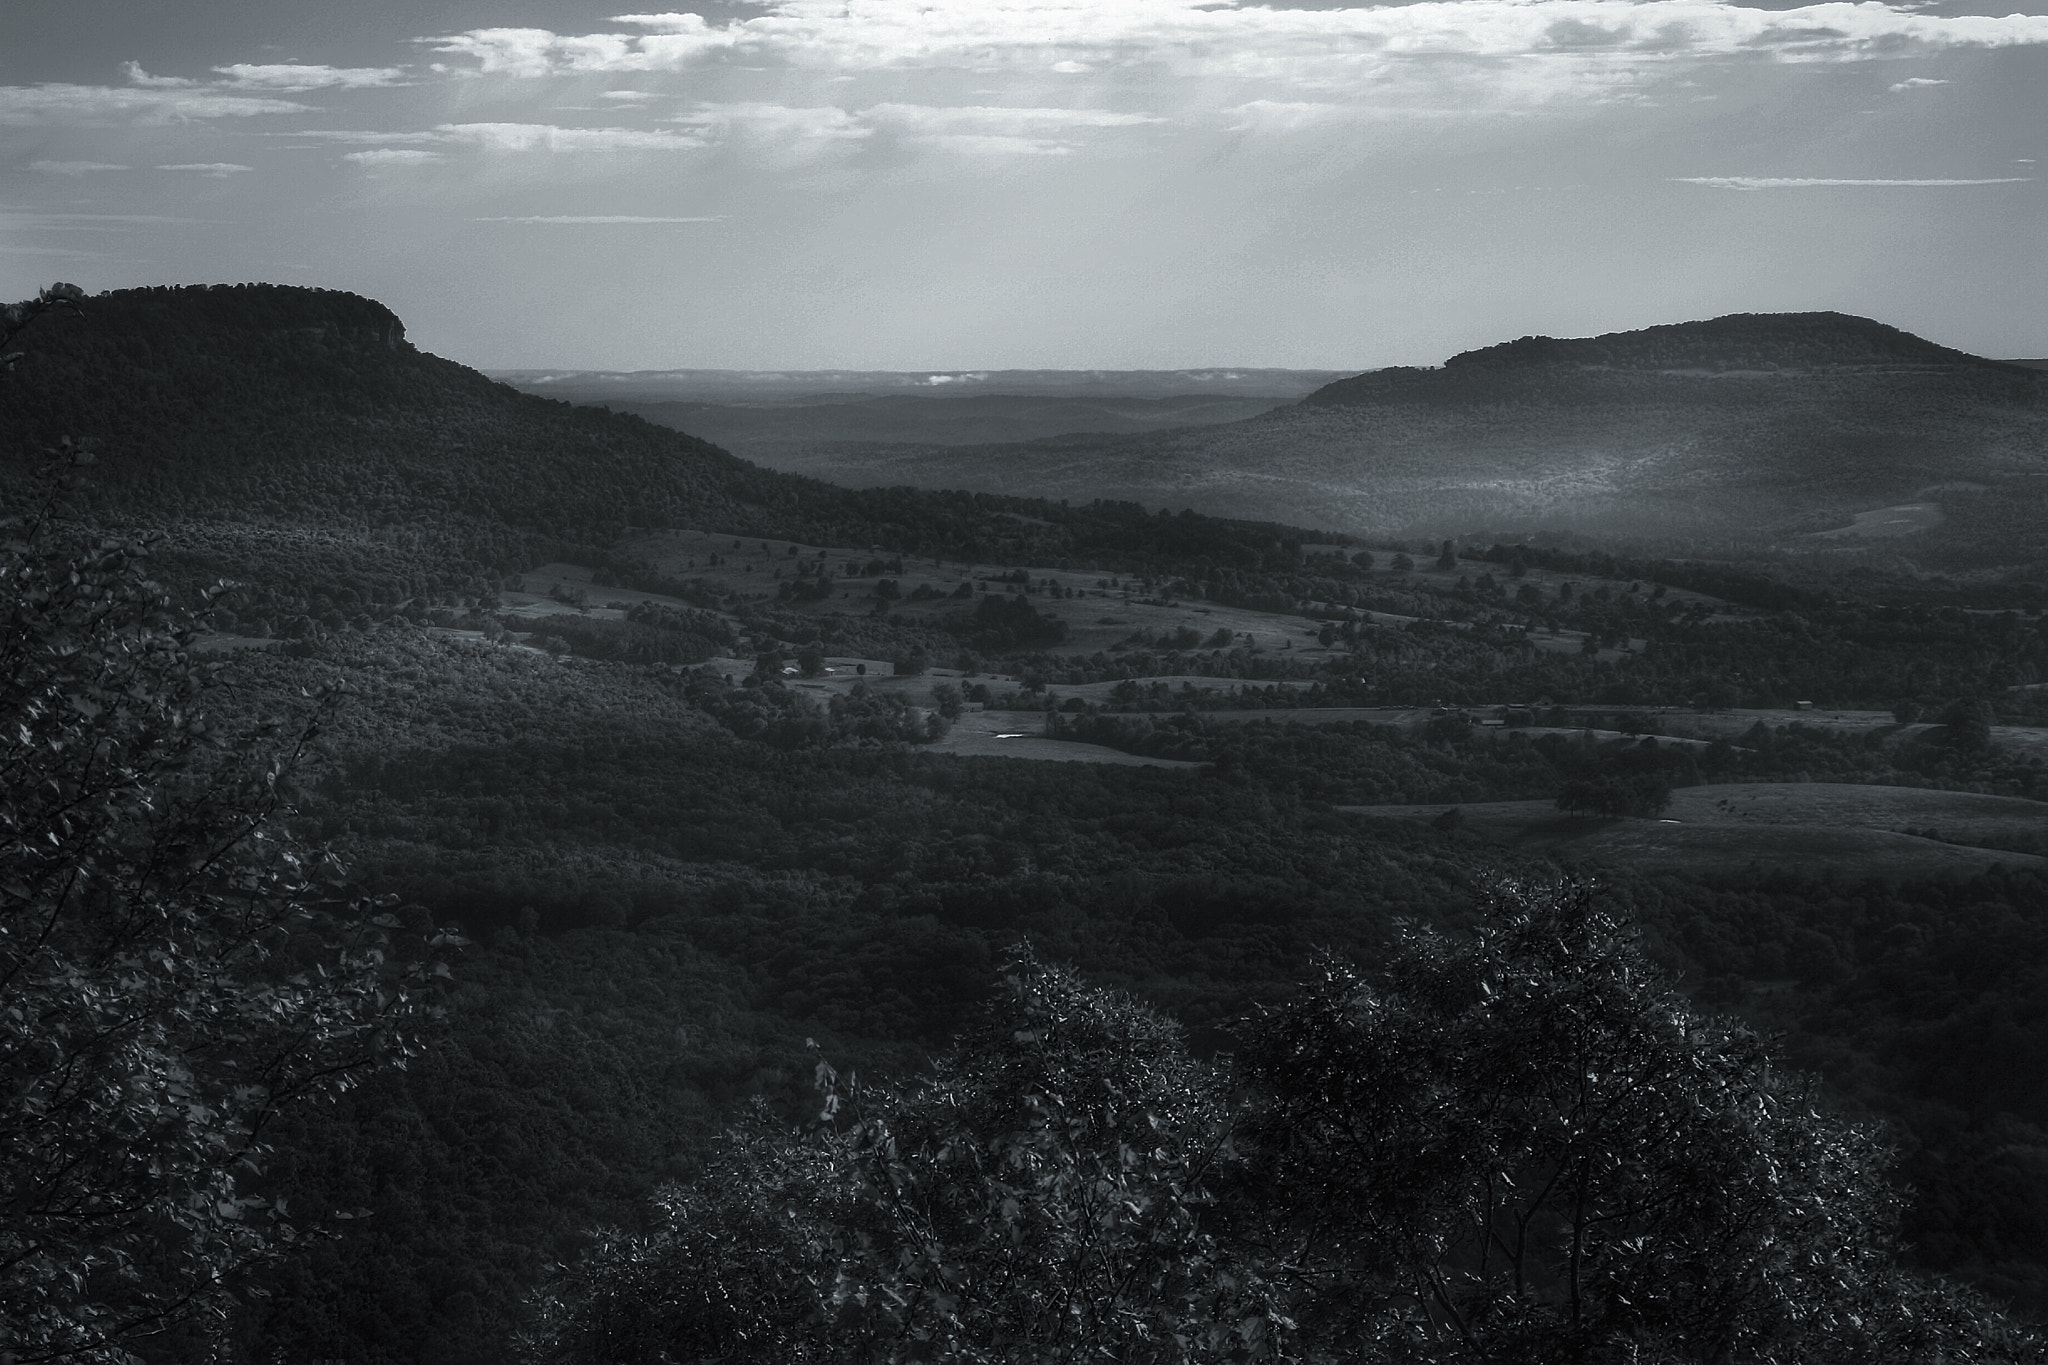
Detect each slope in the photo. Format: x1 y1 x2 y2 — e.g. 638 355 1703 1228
0 285 1349 603
726 312 2048 560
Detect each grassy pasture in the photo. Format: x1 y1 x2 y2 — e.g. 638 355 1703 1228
1343 781 2048 876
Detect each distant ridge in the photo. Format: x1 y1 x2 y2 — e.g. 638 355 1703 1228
714 310 2048 560
0 284 1352 599
1430 311 2015 374
492 367 1346 403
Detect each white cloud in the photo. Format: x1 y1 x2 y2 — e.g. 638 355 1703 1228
435 122 706 152
601 89 657 102
121 61 196 88
675 102 870 141
428 0 2048 93
283 129 453 144
858 103 1163 154
0 243 107 258
863 104 1161 133
1888 76 1949 92
158 162 255 176
472 214 722 222
28 159 131 175
212 63 409 91
0 211 204 224
1674 175 2031 188
343 148 445 166
0 83 310 125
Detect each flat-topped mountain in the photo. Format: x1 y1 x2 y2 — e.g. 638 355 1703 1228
721 312 2048 564
1432 311 2008 374
0 284 1340 600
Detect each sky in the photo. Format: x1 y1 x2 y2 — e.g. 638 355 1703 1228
2 0 2046 370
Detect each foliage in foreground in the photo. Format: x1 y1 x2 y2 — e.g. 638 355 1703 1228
0 458 451 1364
533 883 2034 1364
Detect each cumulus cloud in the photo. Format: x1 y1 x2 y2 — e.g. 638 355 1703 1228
1674 175 2030 188
601 89 657 102
428 0 2048 92
0 83 309 124
158 162 255 176
471 214 722 222
1888 76 1949 92
28 159 130 174
121 62 197 88
343 148 445 166
212 63 409 91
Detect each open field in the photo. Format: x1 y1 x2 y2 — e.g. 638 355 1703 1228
925 709 1203 767
1342 781 2048 876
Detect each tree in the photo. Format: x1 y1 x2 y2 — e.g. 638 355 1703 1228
1234 878 2029 1363
1436 539 1458 571
1941 697 1994 753
533 955 1283 1364
2 292 449 1364
540 886 2034 1364
1556 772 1672 817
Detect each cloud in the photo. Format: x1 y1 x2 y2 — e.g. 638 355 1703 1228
1888 76 1948 92
121 62 196 88
675 102 870 141
858 103 1164 154
601 89 657 102
1674 175 2031 188
0 243 108 258
863 104 1161 133
28 159 131 175
0 83 310 125
343 148 445 166
212 63 409 91
0 211 205 224
281 129 453 144
158 162 255 176
428 0 2048 93
436 122 705 152
471 214 722 222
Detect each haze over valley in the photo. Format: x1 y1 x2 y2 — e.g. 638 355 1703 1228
518 313 2048 566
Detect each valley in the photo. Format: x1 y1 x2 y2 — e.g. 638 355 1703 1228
7 284 2048 1364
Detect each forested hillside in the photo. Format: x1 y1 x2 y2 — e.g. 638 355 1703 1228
7 283 2048 1365
0 285 1353 607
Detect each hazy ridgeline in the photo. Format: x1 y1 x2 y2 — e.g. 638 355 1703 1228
5 285 2048 1364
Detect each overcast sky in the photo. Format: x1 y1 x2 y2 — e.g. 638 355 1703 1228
3 0 2045 369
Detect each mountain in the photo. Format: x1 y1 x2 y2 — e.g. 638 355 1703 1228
707 313 2048 563
0 285 1348 605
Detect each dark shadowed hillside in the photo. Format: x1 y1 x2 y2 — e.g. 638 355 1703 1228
0 285 1347 600
720 313 2048 564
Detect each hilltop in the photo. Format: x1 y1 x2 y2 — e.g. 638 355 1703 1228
0 284 1347 604
705 312 2048 566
